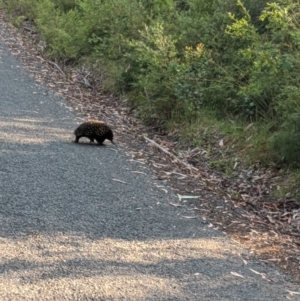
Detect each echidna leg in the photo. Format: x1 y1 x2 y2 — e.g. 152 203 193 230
89 137 95 143
96 138 105 145
74 135 81 143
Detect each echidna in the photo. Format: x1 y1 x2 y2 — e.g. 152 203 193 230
74 120 114 145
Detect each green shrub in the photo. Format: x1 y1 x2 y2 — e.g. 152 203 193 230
226 0 300 120
3 0 37 19
51 0 76 12
269 112 300 165
33 0 92 59
123 22 181 124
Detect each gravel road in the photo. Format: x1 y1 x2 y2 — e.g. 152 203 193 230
0 40 300 301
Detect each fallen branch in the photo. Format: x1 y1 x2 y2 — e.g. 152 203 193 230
22 26 37 34
46 60 65 76
143 136 198 173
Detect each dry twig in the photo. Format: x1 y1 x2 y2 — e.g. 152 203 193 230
46 60 66 76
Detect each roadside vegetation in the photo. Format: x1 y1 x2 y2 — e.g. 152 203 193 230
2 0 300 198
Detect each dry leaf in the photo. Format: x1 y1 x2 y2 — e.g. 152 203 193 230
112 178 128 184
286 290 300 296
131 171 147 175
249 269 271 282
177 194 200 201
242 258 248 265
249 269 261 275
170 203 183 207
244 123 254 131
230 271 245 279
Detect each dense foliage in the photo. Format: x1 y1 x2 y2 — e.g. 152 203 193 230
4 0 300 164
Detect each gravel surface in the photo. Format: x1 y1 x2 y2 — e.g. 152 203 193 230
0 41 300 301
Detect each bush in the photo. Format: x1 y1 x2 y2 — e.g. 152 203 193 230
226 0 300 120
269 112 300 165
34 0 90 59
3 0 37 19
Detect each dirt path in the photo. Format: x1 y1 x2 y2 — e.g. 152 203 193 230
1 22 300 301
